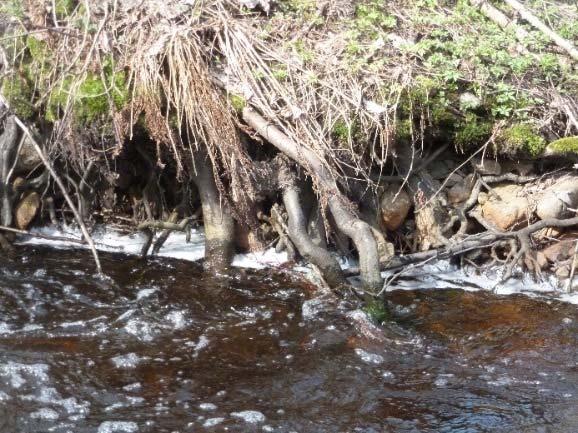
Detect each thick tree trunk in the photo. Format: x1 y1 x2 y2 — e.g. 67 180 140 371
278 162 345 288
0 115 18 227
192 152 235 270
242 107 383 290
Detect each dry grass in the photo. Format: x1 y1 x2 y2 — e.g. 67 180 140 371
0 0 576 207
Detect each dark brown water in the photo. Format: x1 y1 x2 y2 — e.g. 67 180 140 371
1 246 578 433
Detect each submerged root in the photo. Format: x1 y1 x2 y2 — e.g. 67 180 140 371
192 152 235 270
278 161 345 289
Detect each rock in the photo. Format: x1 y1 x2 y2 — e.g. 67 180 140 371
379 185 411 231
428 159 455 180
540 240 576 264
471 157 501 175
15 135 42 174
447 173 475 205
479 184 531 230
555 264 571 279
544 136 578 157
536 177 578 221
14 191 40 229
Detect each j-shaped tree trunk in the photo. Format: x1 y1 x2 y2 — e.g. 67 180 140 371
192 151 235 270
278 161 345 288
242 107 382 290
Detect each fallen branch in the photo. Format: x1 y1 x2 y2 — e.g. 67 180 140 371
470 0 529 42
344 215 578 278
503 0 578 61
0 225 86 244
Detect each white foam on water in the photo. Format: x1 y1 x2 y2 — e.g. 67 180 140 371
97 421 139 433
354 348 385 365
123 319 155 342
301 297 331 320
126 396 145 405
22 323 44 332
203 417 225 427
230 410 266 424
0 322 13 335
0 362 49 389
199 403 217 411
0 390 10 401
16 225 578 305
165 310 188 329
18 226 287 270
186 335 210 357
30 408 60 420
111 353 142 369
135 288 158 301
122 382 142 392
378 259 578 305
59 320 86 329
21 386 90 416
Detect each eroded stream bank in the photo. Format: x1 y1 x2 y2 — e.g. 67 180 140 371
1 246 578 433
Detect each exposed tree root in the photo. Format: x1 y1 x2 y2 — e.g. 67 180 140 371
242 107 382 290
344 216 578 282
278 160 345 288
192 152 235 270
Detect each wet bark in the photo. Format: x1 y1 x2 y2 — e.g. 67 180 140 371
278 162 345 288
192 152 235 270
242 107 382 290
0 115 18 227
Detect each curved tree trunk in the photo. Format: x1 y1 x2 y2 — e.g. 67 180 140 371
192 152 235 270
242 107 383 290
278 162 345 288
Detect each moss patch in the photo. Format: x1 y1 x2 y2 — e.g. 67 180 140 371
46 69 129 124
545 137 578 155
1 76 34 120
497 124 545 157
228 93 246 113
455 116 493 151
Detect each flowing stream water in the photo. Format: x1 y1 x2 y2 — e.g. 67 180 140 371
1 245 578 433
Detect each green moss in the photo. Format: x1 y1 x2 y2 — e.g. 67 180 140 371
331 119 360 143
0 0 24 19
1 76 34 120
395 118 413 142
455 116 493 150
545 137 578 155
45 69 129 124
498 124 545 157
228 93 246 113
354 0 396 37
26 37 49 62
363 299 389 324
293 40 314 63
272 65 289 81
55 0 75 17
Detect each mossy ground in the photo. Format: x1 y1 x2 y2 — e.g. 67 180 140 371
546 137 578 155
